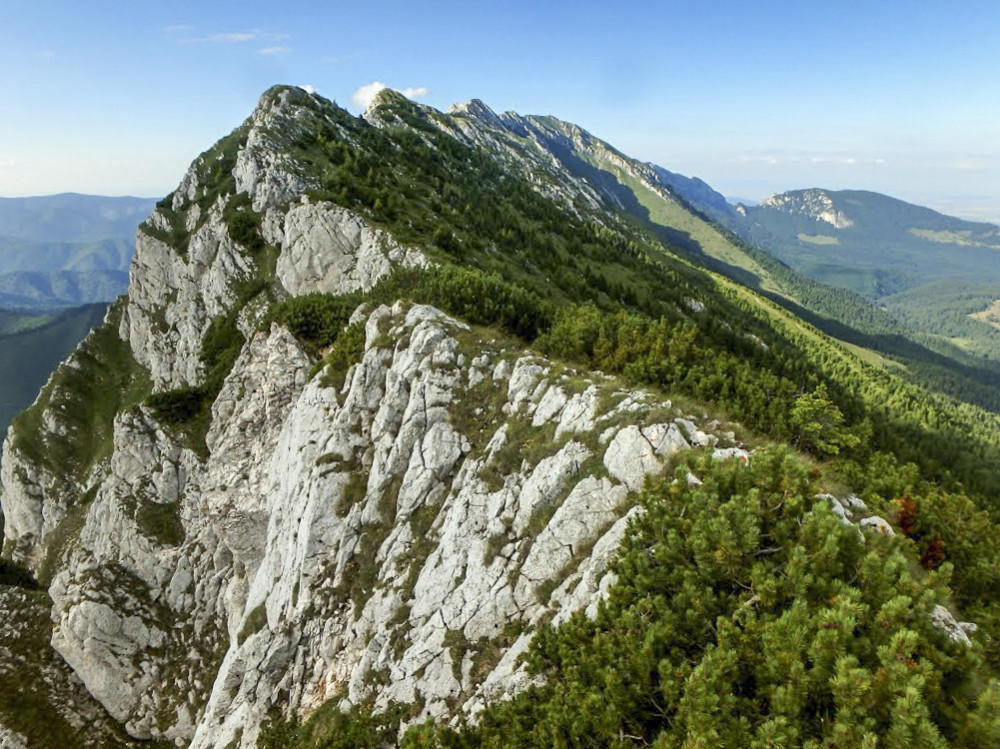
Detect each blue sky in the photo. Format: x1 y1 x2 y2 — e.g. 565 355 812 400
2 0 999 221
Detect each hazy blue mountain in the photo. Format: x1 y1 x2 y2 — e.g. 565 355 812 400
0 194 154 307
737 188 1000 297
0 270 129 309
0 236 133 274
646 163 739 224
0 194 157 243
733 188 1000 360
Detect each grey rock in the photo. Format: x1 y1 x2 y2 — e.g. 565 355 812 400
603 423 689 492
931 604 975 646
859 516 895 536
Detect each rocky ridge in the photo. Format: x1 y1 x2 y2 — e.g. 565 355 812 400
0 86 968 748
365 89 729 227
0 87 753 747
759 188 855 229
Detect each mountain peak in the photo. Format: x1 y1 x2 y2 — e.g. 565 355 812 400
760 188 854 229
447 98 502 124
364 85 407 113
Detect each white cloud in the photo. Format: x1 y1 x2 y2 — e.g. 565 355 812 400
258 46 291 56
175 29 290 45
351 81 387 109
204 32 257 43
350 81 428 110
299 85 317 95
400 86 429 99
953 158 986 172
734 152 880 167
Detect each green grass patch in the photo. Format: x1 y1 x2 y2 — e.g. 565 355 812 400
11 299 152 483
317 322 366 391
237 603 268 645
134 499 185 547
797 233 839 245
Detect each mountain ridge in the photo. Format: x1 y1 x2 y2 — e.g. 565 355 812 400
2 85 999 747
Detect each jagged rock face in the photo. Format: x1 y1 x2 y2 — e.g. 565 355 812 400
0 321 112 568
13 291 741 747
232 86 320 213
0 87 750 747
0 586 148 747
123 207 254 390
188 302 707 748
441 97 728 222
48 325 311 742
276 201 428 296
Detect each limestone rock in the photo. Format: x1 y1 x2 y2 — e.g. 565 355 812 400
0 726 28 749
931 604 976 646
1 296 742 747
603 423 689 492
860 516 895 536
276 201 428 297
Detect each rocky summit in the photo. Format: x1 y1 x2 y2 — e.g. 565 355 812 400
0 86 996 748
0 87 745 746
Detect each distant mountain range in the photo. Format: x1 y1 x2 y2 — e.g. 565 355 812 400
696 188 1000 363
0 193 156 243
734 188 1000 297
0 195 155 439
0 194 156 308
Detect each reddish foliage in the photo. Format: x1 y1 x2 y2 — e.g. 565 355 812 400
895 494 919 537
921 537 946 570
894 494 946 569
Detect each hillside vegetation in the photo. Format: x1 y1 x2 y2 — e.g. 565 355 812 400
3 87 1000 747
229 88 1000 745
733 189 1000 370
0 303 109 440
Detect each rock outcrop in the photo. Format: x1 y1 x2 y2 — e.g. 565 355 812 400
0 87 755 747
4 85 957 749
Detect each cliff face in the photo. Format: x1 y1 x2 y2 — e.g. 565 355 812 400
0 85 983 749
0 87 747 747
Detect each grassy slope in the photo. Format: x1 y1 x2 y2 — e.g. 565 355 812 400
0 303 110 441
569 152 1000 414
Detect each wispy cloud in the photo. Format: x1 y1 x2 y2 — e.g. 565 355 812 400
351 81 429 110
204 31 258 43
731 152 886 167
258 46 291 56
299 85 318 95
953 158 988 172
169 27 290 46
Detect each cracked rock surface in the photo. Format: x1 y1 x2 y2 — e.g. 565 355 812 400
0 87 755 747
2 293 750 747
